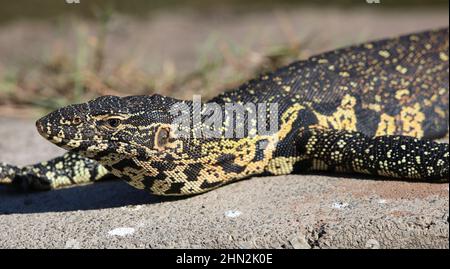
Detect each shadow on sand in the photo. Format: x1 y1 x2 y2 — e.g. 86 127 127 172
0 180 184 214
1 171 446 215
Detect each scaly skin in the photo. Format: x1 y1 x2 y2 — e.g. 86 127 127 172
1 28 449 196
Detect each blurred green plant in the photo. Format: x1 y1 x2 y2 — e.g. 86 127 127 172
0 11 310 118
0 0 447 24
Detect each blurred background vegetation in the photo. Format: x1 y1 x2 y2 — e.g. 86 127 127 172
0 0 448 117
0 0 448 23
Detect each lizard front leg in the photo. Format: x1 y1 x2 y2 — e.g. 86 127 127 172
295 128 449 181
0 163 21 185
0 152 111 191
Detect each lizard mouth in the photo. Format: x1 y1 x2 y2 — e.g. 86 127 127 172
36 120 49 138
35 122 102 149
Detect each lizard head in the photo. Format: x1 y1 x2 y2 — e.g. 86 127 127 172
35 94 282 195
36 94 187 162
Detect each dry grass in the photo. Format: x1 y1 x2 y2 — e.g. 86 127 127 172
0 11 308 118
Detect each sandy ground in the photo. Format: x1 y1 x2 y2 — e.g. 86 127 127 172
0 7 449 248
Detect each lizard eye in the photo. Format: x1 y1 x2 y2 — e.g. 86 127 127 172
72 116 82 125
105 118 122 128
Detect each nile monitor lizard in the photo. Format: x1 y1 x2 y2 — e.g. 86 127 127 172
1 28 449 196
